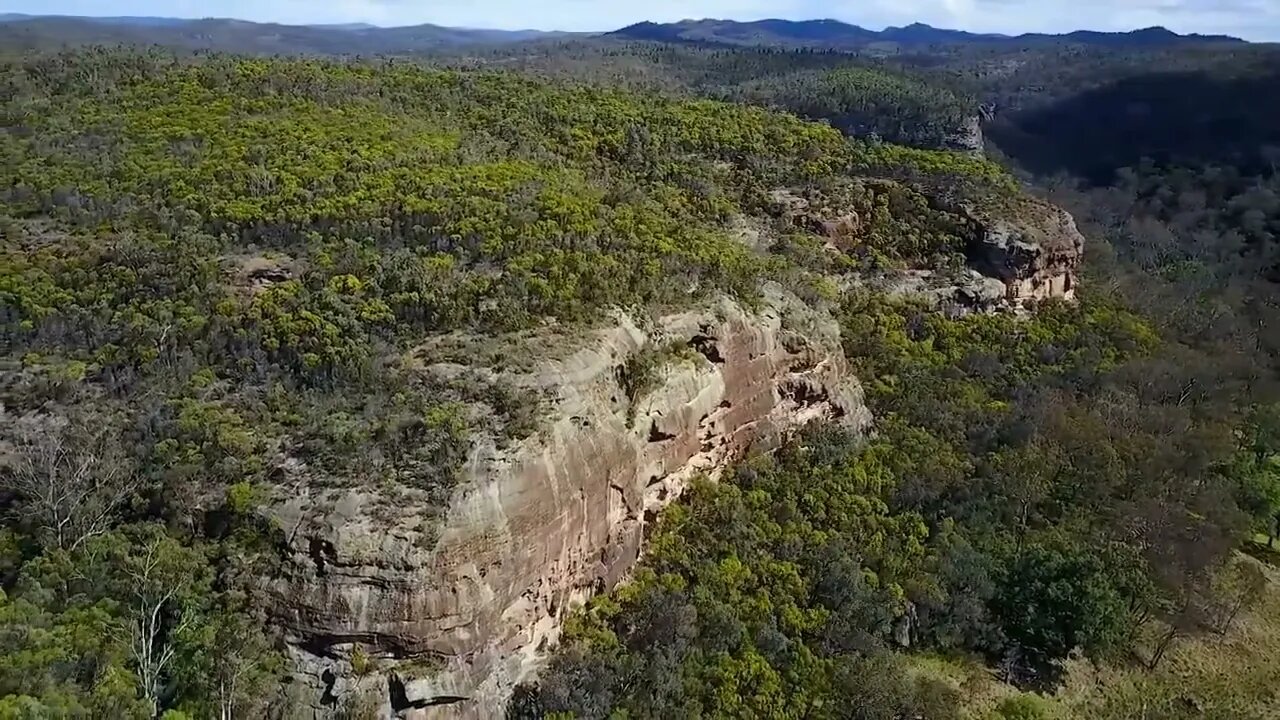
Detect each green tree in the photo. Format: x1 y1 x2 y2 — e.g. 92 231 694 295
175 603 282 720
1237 405 1280 546
0 551 150 718
1206 557 1269 635
86 527 213 717
993 538 1134 686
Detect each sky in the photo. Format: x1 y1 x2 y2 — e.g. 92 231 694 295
2 0 1279 41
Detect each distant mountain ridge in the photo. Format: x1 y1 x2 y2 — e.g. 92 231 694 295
0 14 191 26
611 18 1247 48
0 14 567 53
0 14 1248 55
307 23 383 31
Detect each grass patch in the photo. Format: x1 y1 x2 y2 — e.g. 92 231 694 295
1054 554 1280 720
1244 534 1280 567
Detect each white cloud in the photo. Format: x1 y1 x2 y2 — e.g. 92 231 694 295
4 0 1280 39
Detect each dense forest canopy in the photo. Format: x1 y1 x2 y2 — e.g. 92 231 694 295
0 48 1021 718
424 40 980 150
1 17 1280 720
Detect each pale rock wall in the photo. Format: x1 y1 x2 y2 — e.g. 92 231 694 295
264 288 870 718
966 203 1085 305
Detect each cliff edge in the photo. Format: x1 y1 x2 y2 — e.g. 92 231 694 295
262 288 871 717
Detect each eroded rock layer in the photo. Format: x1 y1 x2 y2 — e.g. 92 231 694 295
264 289 870 718
769 185 1085 310
967 201 1085 304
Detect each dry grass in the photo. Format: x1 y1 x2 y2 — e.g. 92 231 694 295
908 653 1028 719
919 551 1280 720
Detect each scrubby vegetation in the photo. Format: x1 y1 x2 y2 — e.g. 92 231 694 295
3 20 1280 720
0 48 1020 717
523 292 1278 717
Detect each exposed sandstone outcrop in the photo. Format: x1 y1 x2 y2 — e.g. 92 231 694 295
263 288 870 718
963 200 1085 304
771 182 1085 310
768 187 863 246
867 199 1087 316
880 269 1009 317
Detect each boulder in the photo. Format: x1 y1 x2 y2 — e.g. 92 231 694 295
882 269 1009 317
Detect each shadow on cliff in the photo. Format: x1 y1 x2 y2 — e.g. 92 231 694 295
988 70 1280 184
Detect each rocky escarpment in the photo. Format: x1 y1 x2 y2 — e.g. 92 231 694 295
963 199 1084 304
771 184 1085 312
263 288 870 718
891 201 1085 313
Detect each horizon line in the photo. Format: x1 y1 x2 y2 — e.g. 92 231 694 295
0 13 1256 42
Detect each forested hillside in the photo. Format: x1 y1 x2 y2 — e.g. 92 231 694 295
0 50 1021 717
1 20 1279 720
0 15 561 54
432 41 979 150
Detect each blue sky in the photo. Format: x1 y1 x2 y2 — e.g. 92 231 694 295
3 0 1279 40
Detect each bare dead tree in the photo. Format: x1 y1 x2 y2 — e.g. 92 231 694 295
1 416 139 552
122 535 198 718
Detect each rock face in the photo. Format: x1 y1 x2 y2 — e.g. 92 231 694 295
965 202 1085 304
264 288 870 718
944 115 985 155
774 182 1085 311
881 269 1010 317
768 187 863 246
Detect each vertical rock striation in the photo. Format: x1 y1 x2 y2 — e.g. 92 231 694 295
263 288 870 718
966 202 1085 304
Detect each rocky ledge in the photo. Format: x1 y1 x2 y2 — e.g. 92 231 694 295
963 199 1085 304
896 200 1085 312
262 287 870 718
773 185 1085 310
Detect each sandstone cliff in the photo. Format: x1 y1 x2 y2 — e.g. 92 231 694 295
264 288 871 718
964 199 1085 304
260 186 1084 716
772 184 1085 312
